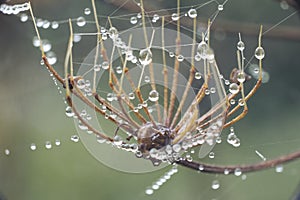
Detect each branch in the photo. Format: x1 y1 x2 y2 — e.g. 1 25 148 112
176 149 300 174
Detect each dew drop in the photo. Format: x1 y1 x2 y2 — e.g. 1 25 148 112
45 141 52 149
237 72 246 83
108 27 119 39
139 48 152 65
229 83 239 94
198 165 204 171
145 188 154 195
73 34 82 43
102 61 109 70
208 152 215 159
275 165 284 173
51 21 59 29
238 98 245 106
128 92 135 100
144 75 150 83
42 20 50 29
177 55 184 62
55 139 61 146
148 90 159 102
230 99 236 105
30 143 37 151
84 7 91 15
77 79 85 89
234 168 242 176
153 14 160 21
4 149 10 156
171 13 179 21
116 66 122 74
96 135 106 144
46 51 57 65
42 39 52 52
188 8 197 18
32 36 40 47
130 16 138 24
65 106 74 117
224 169 230 175
237 41 245 51
211 180 220 190
255 47 265 60
76 16 86 27
71 135 80 143
195 72 202 80
20 13 28 22
218 4 224 11
197 41 208 59
94 64 101 72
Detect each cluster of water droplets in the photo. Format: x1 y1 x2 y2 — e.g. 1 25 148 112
145 165 178 195
226 127 241 147
0 2 29 15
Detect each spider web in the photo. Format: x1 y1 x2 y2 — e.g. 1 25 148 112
0 0 300 199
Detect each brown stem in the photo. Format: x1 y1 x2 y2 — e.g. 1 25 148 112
176 149 300 174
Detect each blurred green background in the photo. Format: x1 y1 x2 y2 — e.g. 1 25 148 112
1 0 300 199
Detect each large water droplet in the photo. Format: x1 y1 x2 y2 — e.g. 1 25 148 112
218 4 224 11
20 13 28 22
108 27 119 39
229 83 239 94
275 165 284 173
84 8 91 15
195 72 202 80
70 135 80 143
30 143 37 151
237 41 245 51
255 47 265 60
148 90 159 102
76 16 86 27
211 180 220 190
188 8 197 18
65 106 74 117
46 51 57 65
234 168 242 176
139 48 152 65
102 61 109 70
197 41 208 59
145 188 154 195
130 16 138 24
51 21 59 29
45 141 52 149
171 13 179 21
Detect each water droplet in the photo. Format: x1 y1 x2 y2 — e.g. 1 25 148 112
116 66 122 74
65 106 74 117
94 64 101 72
211 180 220 190
4 149 10 156
210 87 216 94
55 139 61 146
197 41 208 59
216 137 222 144
177 55 184 62
113 135 122 146
46 51 57 65
73 34 82 43
237 41 245 51
76 16 86 27
137 13 142 18
130 16 138 24
255 47 265 60
45 141 52 149
171 13 179 21
32 36 40 47
188 8 197 18
145 188 154 195
102 61 109 70
139 48 152 65
144 75 150 83
107 93 114 102
232 138 241 147
84 8 91 15
198 165 204 171
76 79 85 89
195 72 202 80
224 169 230 175
108 27 119 39
128 92 135 100
229 83 239 94
237 72 245 83
227 132 237 144
275 165 284 173
51 21 59 29
71 135 80 143
208 152 215 159
30 143 37 151
234 168 242 176
42 39 52 52
238 98 245 106
218 4 224 11
20 13 28 22
230 99 236 105
148 90 159 102
280 1 289 10
206 48 215 62
42 20 50 29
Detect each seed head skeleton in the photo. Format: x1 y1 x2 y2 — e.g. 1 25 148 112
27 0 300 175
